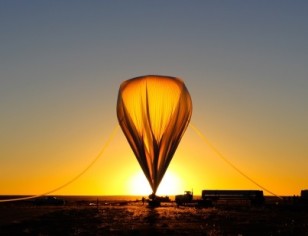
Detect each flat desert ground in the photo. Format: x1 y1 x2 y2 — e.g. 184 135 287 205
1 199 308 235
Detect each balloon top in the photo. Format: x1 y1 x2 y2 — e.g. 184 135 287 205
122 74 185 83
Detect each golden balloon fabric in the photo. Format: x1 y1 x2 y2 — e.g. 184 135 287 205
117 75 192 194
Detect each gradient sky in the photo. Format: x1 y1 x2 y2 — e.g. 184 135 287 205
1 1 307 196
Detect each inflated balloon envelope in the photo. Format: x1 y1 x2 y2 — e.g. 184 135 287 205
117 75 192 195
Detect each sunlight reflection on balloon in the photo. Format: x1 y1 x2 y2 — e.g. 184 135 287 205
128 170 181 196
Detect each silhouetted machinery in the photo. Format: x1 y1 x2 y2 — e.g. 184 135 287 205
301 190 308 199
175 191 193 206
33 196 65 206
148 194 171 207
202 190 265 205
175 189 265 206
301 189 308 204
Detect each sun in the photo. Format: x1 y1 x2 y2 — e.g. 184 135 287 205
127 170 182 196
127 171 151 195
156 171 182 196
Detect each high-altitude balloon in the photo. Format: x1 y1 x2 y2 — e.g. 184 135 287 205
117 75 192 194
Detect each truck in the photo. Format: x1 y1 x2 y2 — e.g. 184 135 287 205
175 190 193 206
202 190 264 205
175 189 264 207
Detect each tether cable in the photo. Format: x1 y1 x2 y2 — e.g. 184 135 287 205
190 123 282 199
0 125 120 203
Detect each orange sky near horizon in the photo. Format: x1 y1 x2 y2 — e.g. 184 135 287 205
1 122 306 197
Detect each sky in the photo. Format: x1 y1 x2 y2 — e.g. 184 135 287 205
1 1 307 197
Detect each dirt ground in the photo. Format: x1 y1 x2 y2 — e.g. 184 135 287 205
1 201 308 235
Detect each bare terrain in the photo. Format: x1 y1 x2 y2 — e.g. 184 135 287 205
1 198 308 235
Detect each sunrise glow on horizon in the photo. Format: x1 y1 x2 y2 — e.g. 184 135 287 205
1 123 305 197
1 1 307 197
